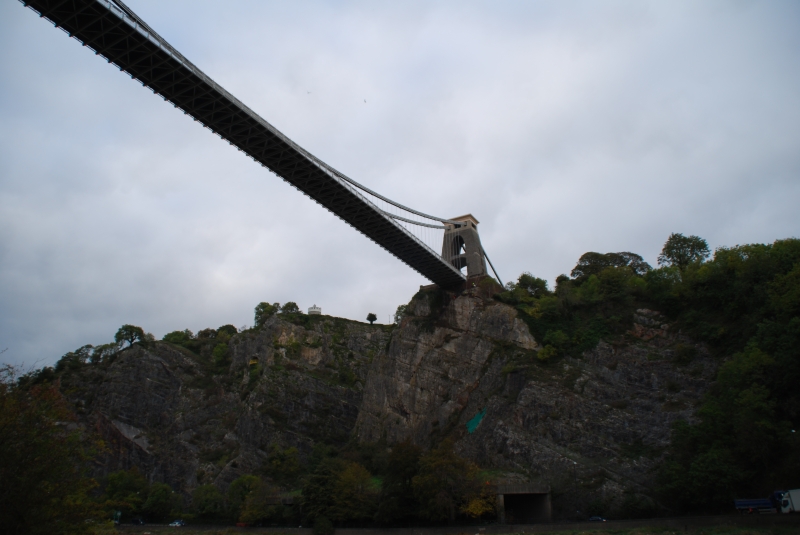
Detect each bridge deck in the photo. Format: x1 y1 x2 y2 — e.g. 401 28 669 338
22 0 466 289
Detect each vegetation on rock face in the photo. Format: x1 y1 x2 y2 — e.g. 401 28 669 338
0 366 106 535
499 235 800 513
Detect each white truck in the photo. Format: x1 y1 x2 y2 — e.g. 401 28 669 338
781 489 800 513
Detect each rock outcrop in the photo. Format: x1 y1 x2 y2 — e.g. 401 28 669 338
58 285 715 515
61 314 391 493
355 288 715 513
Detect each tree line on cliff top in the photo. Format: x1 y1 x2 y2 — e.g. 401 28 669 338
2 232 799 531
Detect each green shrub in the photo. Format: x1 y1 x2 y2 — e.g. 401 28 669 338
543 330 569 351
162 330 193 348
212 343 230 368
537 345 557 362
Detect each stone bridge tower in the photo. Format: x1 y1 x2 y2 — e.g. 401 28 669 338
441 214 487 279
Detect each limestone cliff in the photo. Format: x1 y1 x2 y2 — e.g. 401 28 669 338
357 287 715 514
58 285 714 515
60 314 391 493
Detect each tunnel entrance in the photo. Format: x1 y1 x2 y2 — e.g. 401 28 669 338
497 484 551 524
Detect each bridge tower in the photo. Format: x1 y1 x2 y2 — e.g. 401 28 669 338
441 214 487 279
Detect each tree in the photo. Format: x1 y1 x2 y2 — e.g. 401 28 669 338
103 468 148 520
212 343 230 368
114 324 145 347
332 461 378 522
393 305 407 324
657 233 710 271
0 366 104 534
653 238 800 512
54 345 93 373
412 439 480 521
238 478 281 525
571 252 651 280
366 313 377 325
197 328 218 340
617 252 653 276
217 324 238 337
254 302 279 327
227 475 260 522
142 482 177 522
284 448 378 524
280 302 300 315
375 441 421 523
192 484 225 519
265 444 301 488
516 272 552 297
90 342 119 364
162 329 193 345
302 457 345 522
462 482 497 519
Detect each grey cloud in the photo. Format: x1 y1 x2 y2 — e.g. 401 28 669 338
1 0 798 367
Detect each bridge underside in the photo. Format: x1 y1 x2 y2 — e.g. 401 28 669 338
22 0 466 289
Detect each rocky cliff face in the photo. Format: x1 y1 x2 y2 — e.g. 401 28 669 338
60 314 391 493
357 287 715 513
59 285 715 515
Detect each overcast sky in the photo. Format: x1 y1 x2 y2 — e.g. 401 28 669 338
1 0 798 368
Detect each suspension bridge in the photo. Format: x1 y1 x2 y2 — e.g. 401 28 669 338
19 0 503 289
